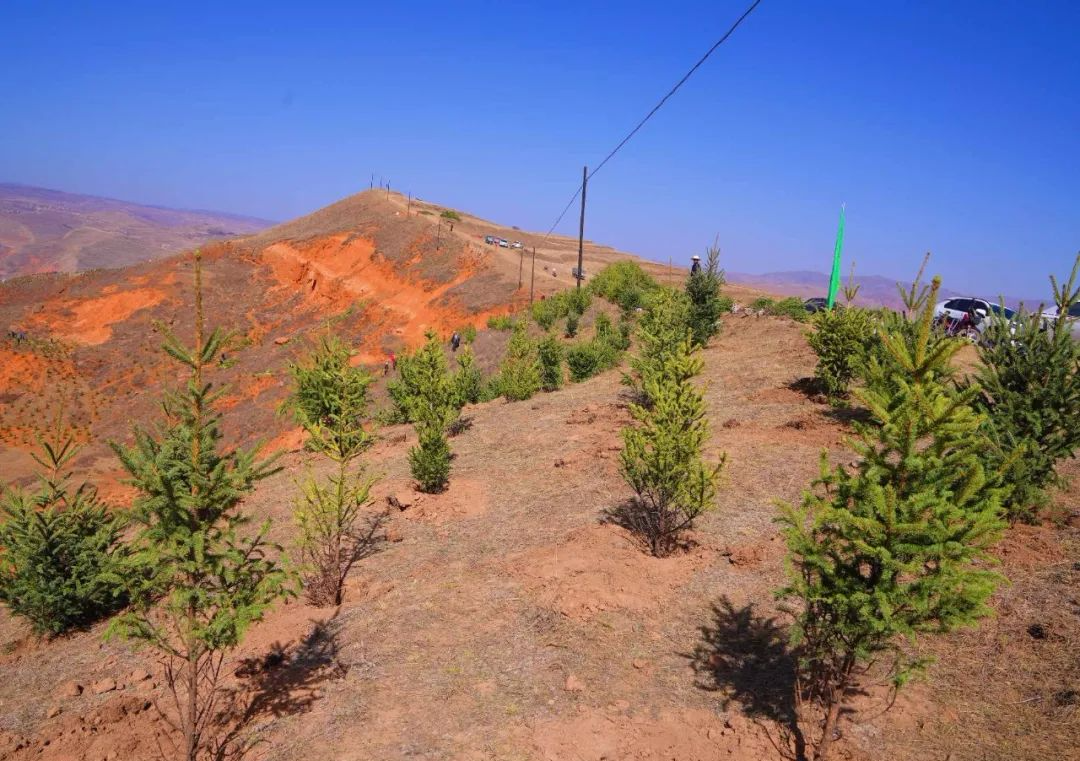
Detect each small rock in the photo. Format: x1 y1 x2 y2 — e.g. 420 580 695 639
554 458 566 468
564 674 585 693
90 678 117 695
273 336 290 345
632 659 648 670
46 706 62 719
387 491 419 511
385 526 404 543
57 682 83 698
129 668 151 683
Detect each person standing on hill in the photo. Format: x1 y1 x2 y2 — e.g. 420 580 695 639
690 255 702 275
450 332 461 352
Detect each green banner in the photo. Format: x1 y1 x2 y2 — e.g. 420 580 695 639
826 204 845 308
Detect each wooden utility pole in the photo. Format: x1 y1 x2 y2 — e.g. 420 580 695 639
386 181 390 200
529 247 537 304
408 192 412 215
668 256 673 284
576 165 587 289
370 173 374 189
518 247 524 289
437 220 442 250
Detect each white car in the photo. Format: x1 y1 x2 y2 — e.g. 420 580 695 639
933 297 1015 323
1041 302 1080 340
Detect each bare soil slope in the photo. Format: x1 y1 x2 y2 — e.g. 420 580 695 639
1 314 1076 761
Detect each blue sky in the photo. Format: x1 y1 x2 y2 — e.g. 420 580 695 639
1 0 1077 297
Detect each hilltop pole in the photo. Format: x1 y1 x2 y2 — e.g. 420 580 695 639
530 247 536 304
826 204 846 309
576 166 588 290
518 247 524 289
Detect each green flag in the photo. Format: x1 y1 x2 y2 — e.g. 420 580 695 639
826 204 845 309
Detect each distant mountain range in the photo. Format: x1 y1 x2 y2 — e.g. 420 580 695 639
727 269 1047 311
0 183 273 278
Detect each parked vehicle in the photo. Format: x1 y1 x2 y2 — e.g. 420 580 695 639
511 241 523 249
1041 302 1080 340
803 297 830 313
572 266 586 281
497 238 509 248
933 297 1014 324
484 235 495 245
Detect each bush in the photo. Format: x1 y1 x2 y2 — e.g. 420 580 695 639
589 261 659 314
452 346 484 406
461 324 477 344
777 277 1005 761
538 334 565 391
967 254 1080 522
685 242 726 345
440 209 461 222
565 313 580 338
487 314 515 331
770 296 810 322
0 433 126 636
807 306 877 399
619 328 723 557
566 339 619 382
750 296 774 311
499 322 542 401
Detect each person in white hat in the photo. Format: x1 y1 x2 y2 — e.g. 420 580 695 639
690 255 702 275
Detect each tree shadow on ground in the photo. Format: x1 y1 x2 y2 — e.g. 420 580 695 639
687 596 807 761
216 615 347 759
600 498 698 556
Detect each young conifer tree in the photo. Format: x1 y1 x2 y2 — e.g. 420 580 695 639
619 320 724 557
624 287 692 405
285 334 379 606
685 240 725 347
967 253 1080 521
499 320 542 401
452 345 484 406
776 277 1006 761
0 425 126 636
537 334 565 391
406 331 457 493
108 251 292 761
807 266 877 400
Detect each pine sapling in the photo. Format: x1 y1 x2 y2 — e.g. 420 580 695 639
499 321 542 401
537 334 565 391
0 425 126 636
108 251 292 761
967 253 1080 521
619 326 724 556
685 239 726 347
406 332 457 493
285 334 380 606
776 277 1006 761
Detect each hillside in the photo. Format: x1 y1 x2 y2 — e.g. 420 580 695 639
0 183 272 278
0 312 1076 761
1 189 704 490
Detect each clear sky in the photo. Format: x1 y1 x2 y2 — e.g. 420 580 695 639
2 0 1077 297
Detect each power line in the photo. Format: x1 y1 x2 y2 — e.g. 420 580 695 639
540 0 764 240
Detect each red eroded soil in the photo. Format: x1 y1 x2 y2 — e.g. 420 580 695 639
261 234 502 361
28 287 169 345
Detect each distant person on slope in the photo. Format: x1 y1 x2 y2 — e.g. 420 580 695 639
690 255 702 275
450 332 461 352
